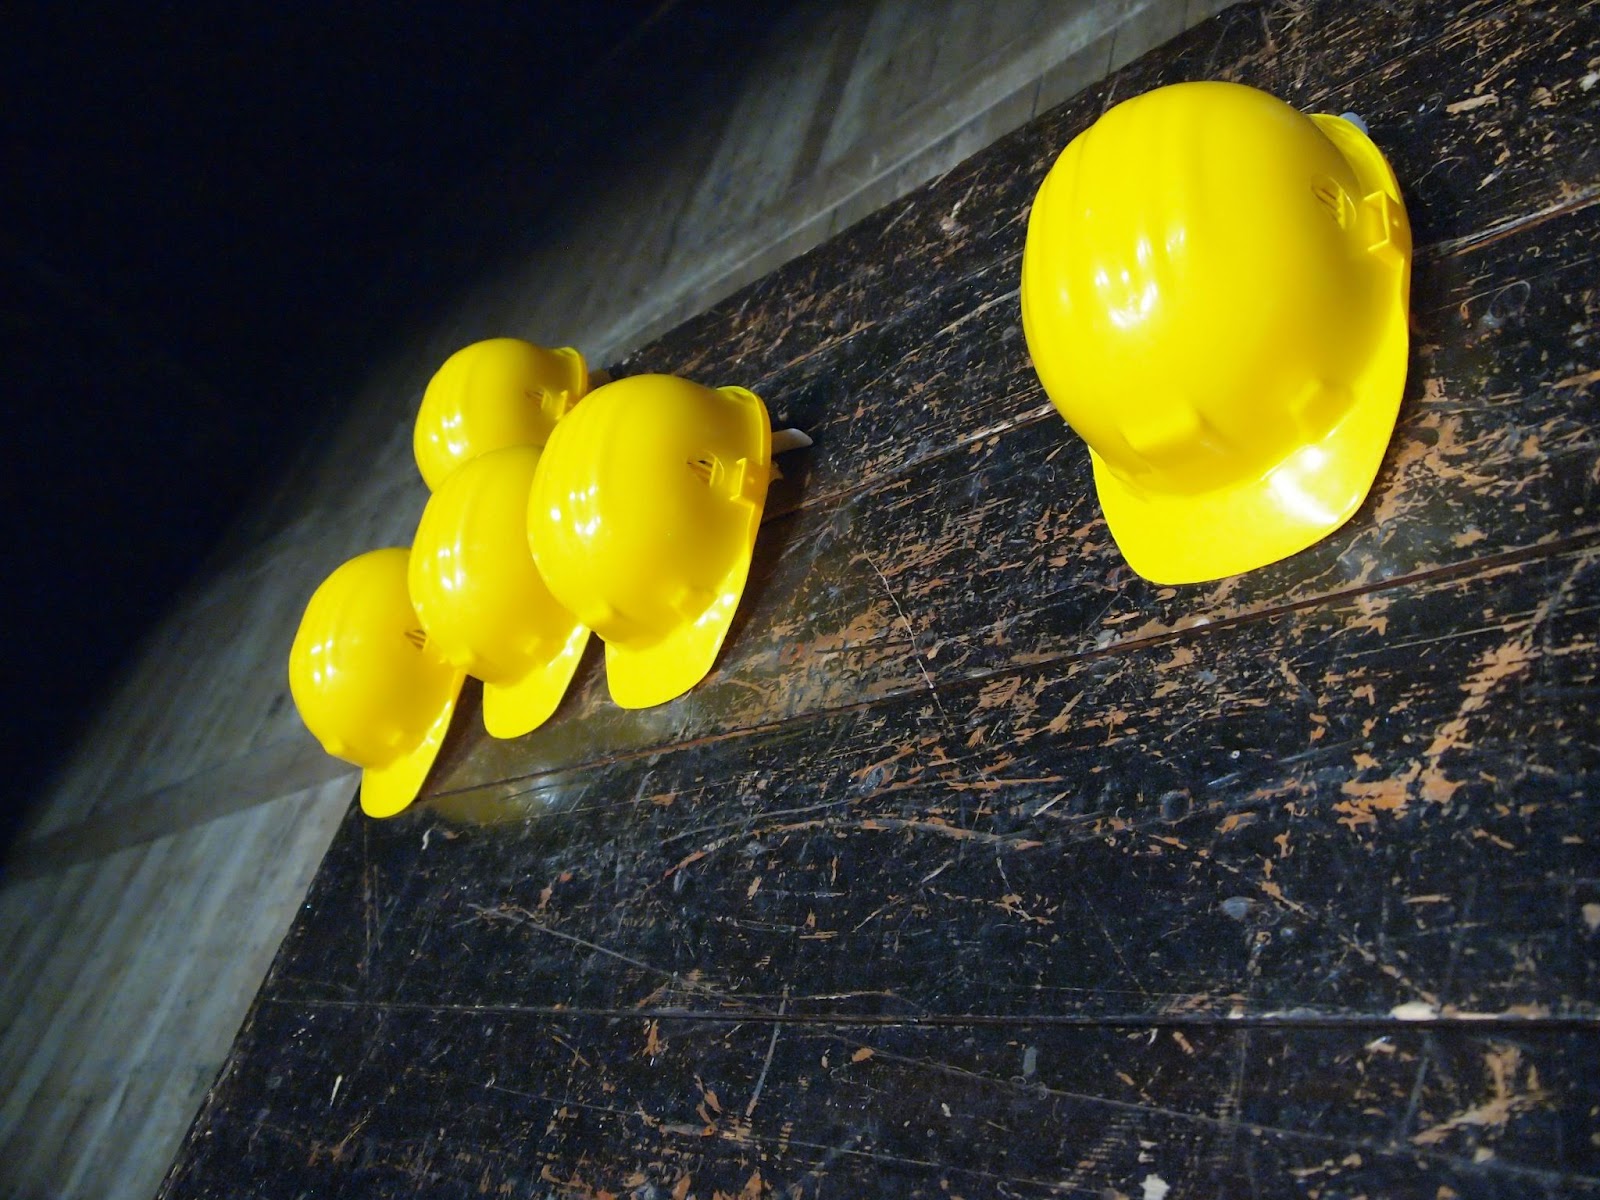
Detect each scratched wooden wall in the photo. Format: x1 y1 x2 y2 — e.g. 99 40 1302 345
161 2 1599 1197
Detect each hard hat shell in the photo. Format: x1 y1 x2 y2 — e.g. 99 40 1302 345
1021 81 1411 584
526 374 772 709
414 337 590 491
408 445 590 739
288 548 465 818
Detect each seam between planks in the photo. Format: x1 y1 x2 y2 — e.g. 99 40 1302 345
422 528 1600 802
13 405 1598 873
272 995 1600 1031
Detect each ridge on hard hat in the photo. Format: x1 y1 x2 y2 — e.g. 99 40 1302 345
1021 80 1412 584
288 547 465 818
408 445 591 739
414 337 591 491
526 373 773 709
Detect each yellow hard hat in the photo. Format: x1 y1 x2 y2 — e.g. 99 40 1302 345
526 373 772 709
1021 81 1411 584
408 445 590 739
288 548 465 818
414 337 590 490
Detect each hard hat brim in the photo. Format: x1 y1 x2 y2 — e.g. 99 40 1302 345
1094 113 1411 586
358 668 465 818
481 622 591 738
604 573 750 710
1092 367 1402 584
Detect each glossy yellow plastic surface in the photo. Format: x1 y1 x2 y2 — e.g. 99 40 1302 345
414 338 590 490
288 548 464 818
527 374 772 709
409 445 590 739
1020 81 1411 584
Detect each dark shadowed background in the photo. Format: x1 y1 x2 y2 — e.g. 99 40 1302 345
1 1 798 851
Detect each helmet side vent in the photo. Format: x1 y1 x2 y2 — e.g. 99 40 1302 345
1311 176 1352 229
687 457 718 487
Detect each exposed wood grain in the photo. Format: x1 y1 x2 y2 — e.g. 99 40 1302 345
2 814 254 1183
0 849 153 1050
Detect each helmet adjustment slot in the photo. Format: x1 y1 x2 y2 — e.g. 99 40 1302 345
1360 189 1410 267
687 456 720 487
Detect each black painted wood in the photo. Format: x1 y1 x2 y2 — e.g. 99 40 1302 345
260 543 1600 1027
422 200 1600 795
173 1003 1599 1198
163 2 1600 1197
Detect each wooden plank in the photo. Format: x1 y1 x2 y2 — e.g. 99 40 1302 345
424 194 1600 797
62 780 349 1200
262 542 1600 1025
0 870 56 972
408 1 1600 797
163 1000 1600 1196
0 847 153 1056
0 862 98 1030
20 157 1600 878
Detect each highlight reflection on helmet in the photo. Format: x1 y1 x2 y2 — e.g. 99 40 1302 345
409 446 590 739
1021 81 1412 584
526 374 773 709
414 338 591 491
288 548 464 817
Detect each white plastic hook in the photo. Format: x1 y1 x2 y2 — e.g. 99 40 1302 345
771 428 813 455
